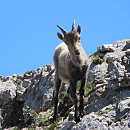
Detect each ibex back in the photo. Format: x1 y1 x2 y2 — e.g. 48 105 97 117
53 20 89 123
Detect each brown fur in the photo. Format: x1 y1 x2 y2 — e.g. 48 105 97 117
53 21 89 123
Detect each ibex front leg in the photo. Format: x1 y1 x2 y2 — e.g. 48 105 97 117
79 76 86 117
53 74 61 122
69 80 80 123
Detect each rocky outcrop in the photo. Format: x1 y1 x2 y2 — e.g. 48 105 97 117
22 65 55 123
0 65 55 129
97 44 115 52
0 39 130 129
61 39 130 130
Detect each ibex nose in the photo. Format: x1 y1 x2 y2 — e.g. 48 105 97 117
75 49 80 55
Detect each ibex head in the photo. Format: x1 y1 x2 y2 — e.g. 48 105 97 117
57 20 82 55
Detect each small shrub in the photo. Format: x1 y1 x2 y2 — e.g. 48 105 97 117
92 54 104 64
25 71 32 75
126 40 130 44
85 80 94 96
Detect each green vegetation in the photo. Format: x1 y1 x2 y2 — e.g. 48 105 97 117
59 92 73 119
126 40 130 44
28 128 35 130
60 92 69 102
25 71 32 75
112 119 121 122
63 107 74 119
92 54 104 64
12 79 17 84
57 116 64 121
97 107 114 116
85 80 94 96
12 126 20 130
105 107 113 112
23 106 58 129
39 116 50 124
29 110 39 120
47 123 57 130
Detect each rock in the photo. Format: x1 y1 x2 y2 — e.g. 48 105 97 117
115 97 130 121
113 39 128 48
16 86 26 101
22 79 31 87
97 44 115 52
122 41 130 51
23 71 32 79
22 65 55 123
0 65 55 128
73 88 130 130
0 76 23 128
61 121 75 130
125 49 130 55
17 74 23 80
1 40 130 129
1 76 11 82
0 79 17 105
71 113 107 130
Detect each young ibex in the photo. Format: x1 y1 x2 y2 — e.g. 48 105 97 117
53 21 89 123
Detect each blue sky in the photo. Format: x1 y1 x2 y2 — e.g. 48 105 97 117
0 0 130 76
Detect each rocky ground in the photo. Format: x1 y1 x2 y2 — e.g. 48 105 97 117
0 39 130 130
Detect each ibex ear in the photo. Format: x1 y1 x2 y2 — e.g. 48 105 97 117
57 33 63 40
77 25 81 34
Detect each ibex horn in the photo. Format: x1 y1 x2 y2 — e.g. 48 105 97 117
57 25 67 35
72 19 76 31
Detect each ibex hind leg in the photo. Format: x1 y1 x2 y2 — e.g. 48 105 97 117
69 81 80 123
53 75 61 122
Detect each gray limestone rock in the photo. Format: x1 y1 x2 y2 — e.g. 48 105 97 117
97 44 115 52
22 65 55 123
0 78 17 105
22 79 31 87
1 40 130 130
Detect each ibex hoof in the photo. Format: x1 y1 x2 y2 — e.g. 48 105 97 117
52 117 57 123
80 110 85 118
75 116 81 123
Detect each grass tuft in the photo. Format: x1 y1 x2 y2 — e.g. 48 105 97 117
85 80 94 96
92 54 104 64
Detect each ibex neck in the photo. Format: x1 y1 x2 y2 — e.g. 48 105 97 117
70 48 86 67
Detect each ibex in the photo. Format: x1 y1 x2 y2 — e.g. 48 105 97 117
53 21 89 123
